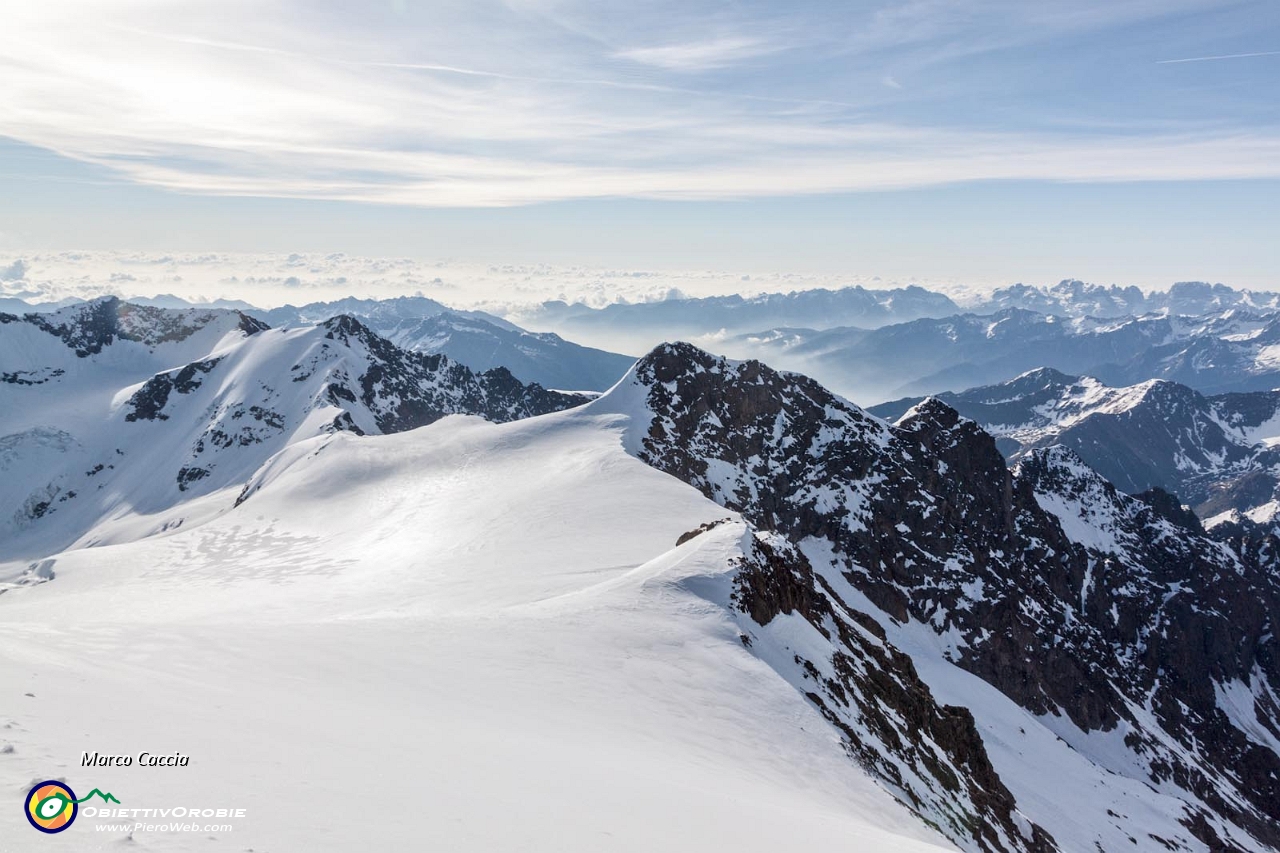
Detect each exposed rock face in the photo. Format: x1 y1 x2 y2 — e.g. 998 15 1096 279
624 342 1280 853
1013 449 1280 852
126 359 223 422
321 315 588 431
731 532 1056 853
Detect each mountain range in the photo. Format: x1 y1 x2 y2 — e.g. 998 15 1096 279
870 369 1280 527
0 296 586 561
11 279 1280 402
514 284 961 354
979 279 1280 319
3 299 1279 851
0 294 637 393
716 307 1280 403
252 296 636 392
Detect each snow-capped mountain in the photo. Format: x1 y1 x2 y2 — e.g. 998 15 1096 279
0 394 959 853
868 369 1280 523
252 294 464 328
610 343 1280 852
0 297 587 561
1093 311 1280 393
252 296 635 391
974 280 1280 319
2 293 638 392
717 309 1176 402
719 307 1280 403
374 311 637 392
516 285 962 354
3 331 1279 851
977 280 1151 318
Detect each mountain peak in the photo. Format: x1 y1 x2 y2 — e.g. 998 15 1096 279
634 340 721 378
23 297 266 356
892 395 962 428
1010 366 1078 385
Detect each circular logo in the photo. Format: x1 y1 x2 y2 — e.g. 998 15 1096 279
25 781 77 834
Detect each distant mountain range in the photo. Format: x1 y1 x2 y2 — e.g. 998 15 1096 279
720 307 1280 403
869 369 1280 527
979 279 1280 319
0 295 636 392
251 296 638 391
10 278 1280 402
513 285 962 352
508 278 1280 351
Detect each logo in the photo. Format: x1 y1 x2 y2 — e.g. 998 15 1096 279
24 781 119 834
25 781 77 834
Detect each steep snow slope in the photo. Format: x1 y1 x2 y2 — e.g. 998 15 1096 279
0 409 954 853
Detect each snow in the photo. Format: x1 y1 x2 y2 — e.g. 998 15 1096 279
1245 500 1280 524
1215 673 1280 756
1254 343 1280 370
1032 488 1124 554
1017 376 1161 437
0 404 954 852
1236 409 1280 446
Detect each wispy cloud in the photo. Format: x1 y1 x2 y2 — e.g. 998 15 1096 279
1 0 1277 208
1157 49 1280 64
617 37 781 72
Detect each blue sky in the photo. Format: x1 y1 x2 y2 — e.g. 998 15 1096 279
2 0 1278 288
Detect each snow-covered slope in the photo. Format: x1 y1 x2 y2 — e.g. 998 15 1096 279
0 297 586 562
0 403 955 853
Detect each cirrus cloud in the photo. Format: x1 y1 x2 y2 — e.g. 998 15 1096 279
1 0 1277 207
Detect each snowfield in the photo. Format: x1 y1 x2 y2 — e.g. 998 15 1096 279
0 404 954 852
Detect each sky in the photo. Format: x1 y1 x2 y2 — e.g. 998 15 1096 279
1 0 1279 295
